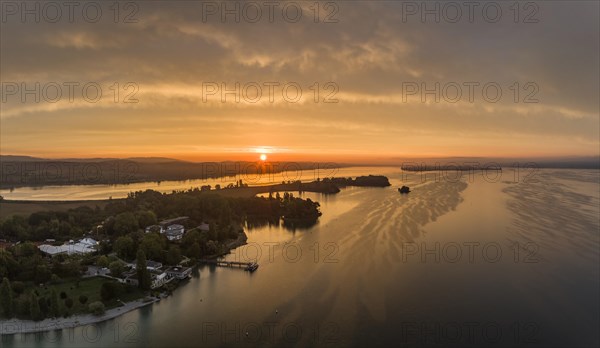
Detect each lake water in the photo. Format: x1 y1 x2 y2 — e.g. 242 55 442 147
1 168 599 347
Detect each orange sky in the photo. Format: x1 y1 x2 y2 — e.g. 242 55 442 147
1 2 598 161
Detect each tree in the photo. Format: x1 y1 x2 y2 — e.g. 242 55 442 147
96 255 109 268
139 233 166 261
186 242 201 259
0 277 13 318
109 261 125 278
88 301 105 315
114 212 139 236
11 281 24 295
166 246 182 265
79 295 88 305
38 297 48 317
136 250 151 290
50 289 60 317
65 298 73 309
30 292 42 320
35 265 52 284
136 210 157 228
114 236 135 260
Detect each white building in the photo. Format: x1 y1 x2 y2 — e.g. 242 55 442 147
38 238 98 256
79 237 98 246
165 266 192 280
165 224 185 241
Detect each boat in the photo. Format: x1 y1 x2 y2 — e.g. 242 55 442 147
398 186 411 194
245 262 259 272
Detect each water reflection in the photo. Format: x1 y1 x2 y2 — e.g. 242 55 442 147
3 169 599 348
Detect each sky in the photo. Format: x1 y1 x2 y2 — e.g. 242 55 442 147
0 1 598 162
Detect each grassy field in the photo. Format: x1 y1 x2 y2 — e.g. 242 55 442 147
20 276 145 317
0 200 111 220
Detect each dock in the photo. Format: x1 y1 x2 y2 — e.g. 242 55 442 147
199 259 259 272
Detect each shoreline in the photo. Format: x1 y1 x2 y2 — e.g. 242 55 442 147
0 298 158 335
0 231 250 336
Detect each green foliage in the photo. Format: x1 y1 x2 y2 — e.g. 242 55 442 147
50 273 61 284
136 250 151 291
186 242 201 259
11 281 25 295
1 277 13 318
108 261 125 277
50 288 60 317
136 210 157 228
96 255 109 268
29 292 42 321
38 296 48 317
79 295 88 304
65 297 74 309
114 236 135 260
35 265 52 284
166 245 182 265
139 233 167 261
1 215 29 240
113 212 139 236
88 301 105 316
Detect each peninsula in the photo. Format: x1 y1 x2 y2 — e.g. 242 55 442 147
0 175 391 331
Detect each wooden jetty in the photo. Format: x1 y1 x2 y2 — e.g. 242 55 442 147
199 259 259 272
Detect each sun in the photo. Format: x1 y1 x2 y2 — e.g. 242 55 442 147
260 154 267 161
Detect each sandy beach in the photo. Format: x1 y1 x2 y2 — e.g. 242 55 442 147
0 298 158 335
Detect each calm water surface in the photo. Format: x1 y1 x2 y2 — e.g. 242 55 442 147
2 168 599 347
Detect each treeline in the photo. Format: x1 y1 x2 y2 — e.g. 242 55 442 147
0 157 341 188
324 175 391 187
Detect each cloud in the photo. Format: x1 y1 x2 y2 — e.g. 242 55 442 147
0 1 598 158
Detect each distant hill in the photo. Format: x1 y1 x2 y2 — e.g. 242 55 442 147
0 156 344 188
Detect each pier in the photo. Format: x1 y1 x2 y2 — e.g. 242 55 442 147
199 259 259 272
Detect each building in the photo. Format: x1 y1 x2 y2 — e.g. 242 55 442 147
79 237 99 246
159 216 189 229
165 266 192 280
38 238 98 257
165 224 185 241
146 260 163 271
145 225 163 234
152 272 169 289
123 270 169 289
197 222 210 232
131 260 163 271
